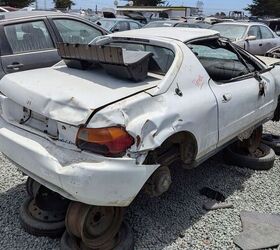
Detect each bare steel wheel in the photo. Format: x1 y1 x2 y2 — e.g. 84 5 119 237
19 197 66 238
65 202 124 249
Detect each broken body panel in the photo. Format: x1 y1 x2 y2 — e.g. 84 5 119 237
0 29 279 206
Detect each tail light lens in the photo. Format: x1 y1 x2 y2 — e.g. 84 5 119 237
76 126 135 157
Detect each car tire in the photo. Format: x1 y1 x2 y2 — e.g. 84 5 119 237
224 143 275 170
261 133 280 155
19 197 66 238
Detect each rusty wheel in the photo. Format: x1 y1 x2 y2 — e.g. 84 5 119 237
65 202 124 249
65 202 90 238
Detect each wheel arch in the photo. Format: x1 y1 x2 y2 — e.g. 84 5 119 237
144 130 198 167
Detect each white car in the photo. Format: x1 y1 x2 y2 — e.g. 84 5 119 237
0 28 280 216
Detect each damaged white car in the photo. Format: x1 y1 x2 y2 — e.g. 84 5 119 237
0 28 280 248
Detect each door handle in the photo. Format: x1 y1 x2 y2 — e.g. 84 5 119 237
6 62 24 70
259 43 263 46
222 93 232 103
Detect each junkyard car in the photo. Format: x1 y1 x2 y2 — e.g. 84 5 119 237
212 22 280 55
0 11 107 78
0 27 280 206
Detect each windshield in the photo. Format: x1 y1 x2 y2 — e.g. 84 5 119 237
96 19 117 31
144 21 176 28
212 24 247 41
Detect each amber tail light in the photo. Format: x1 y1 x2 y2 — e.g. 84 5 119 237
76 126 135 157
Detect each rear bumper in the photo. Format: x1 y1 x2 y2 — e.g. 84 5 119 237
0 116 159 207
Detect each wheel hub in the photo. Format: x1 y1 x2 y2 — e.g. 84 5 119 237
65 202 124 249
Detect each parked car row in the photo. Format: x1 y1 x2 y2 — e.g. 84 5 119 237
93 15 280 56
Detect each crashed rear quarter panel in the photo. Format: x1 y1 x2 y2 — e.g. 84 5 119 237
88 43 219 162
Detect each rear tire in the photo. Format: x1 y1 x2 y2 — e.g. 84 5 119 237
224 143 275 170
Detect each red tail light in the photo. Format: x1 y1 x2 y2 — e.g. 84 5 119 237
76 127 134 157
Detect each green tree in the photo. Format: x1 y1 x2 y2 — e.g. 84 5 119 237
245 0 280 17
130 0 165 6
0 0 34 8
53 0 75 9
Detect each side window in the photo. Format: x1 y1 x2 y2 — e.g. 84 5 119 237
260 26 274 39
115 21 130 31
129 22 141 30
4 21 54 54
188 40 254 83
53 19 102 44
248 26 261 39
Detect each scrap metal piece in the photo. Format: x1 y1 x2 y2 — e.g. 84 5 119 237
234 211 280 250
203 200 233 211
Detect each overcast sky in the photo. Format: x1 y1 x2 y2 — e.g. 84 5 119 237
36 0 252 15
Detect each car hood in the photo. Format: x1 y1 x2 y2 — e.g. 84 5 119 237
0 65 160 125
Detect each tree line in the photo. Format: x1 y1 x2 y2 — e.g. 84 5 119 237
246 0 280 17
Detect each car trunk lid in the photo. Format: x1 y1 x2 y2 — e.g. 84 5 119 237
0 65 161 126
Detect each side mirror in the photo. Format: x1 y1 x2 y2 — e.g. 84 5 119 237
245 35 257 41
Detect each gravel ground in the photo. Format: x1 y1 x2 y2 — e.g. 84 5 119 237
1 122 280 250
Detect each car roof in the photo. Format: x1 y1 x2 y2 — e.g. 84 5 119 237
111 27 219 42
99 18 140 22
214 22 265 26
0 11 70 21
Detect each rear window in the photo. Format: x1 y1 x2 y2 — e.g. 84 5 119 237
110 42 175 75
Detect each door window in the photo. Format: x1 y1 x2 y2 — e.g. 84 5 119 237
129 22 141 30
114 21 130 32
53 19 102 44
248 26 261 39
260 26 274 39
4 21 54 54
188 39 259 82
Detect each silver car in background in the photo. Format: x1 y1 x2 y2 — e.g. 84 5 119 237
212 22 280 55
